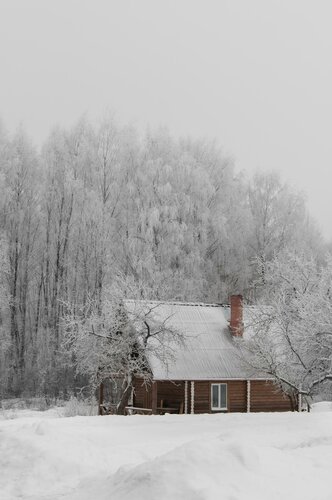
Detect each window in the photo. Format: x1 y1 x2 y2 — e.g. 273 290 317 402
211 383 227 411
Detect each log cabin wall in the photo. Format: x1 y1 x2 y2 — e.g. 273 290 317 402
195 380 247 413
157 381 184 408
228 381 247 412
133 378 152 408
194 380 291 413
192 381 210 413
133 379 184 409
185 379 294 413
133 377 294 413
211 380 292 413
250 380 293 412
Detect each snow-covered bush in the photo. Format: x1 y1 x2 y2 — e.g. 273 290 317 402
62 396 97 417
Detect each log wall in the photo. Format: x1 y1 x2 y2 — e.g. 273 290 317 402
133 378 152 409
250 380 293 412
192 381 210 413
157 381 184 407
132 377 294 413
133 379 184 409
228 381 247 412
194 380 247 413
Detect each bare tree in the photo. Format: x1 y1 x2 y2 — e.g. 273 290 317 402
244 251 332 405
62 286 183 414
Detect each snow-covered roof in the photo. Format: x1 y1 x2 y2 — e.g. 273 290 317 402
125 300 261 381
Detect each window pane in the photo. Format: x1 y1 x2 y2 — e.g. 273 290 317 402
220 385 227 408
212 385 219 408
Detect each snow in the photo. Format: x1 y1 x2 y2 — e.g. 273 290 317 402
1 408 332 500
311 401 332 412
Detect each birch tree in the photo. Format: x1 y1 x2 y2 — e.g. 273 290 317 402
1 130 40 394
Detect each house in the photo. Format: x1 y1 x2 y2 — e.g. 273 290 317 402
130 296 296 414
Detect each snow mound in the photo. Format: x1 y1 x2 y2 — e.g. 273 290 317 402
69 437 263 500
1 411 332 500
111 439 263 500
311 401 332 412
70 426 332 500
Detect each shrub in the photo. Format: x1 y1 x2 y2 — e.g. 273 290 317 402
62 396 97 417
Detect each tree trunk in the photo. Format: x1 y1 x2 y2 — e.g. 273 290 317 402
98 382 104 415
116 381 133 415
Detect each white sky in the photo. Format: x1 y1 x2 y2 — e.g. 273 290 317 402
1 0 332 239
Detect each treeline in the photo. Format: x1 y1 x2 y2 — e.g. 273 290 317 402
0 115 323 397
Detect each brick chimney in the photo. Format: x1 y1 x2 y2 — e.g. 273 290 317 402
229 295 244 337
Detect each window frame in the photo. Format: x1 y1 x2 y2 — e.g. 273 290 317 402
211 383 228 411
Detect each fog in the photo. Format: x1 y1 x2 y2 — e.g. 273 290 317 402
1 0 331 237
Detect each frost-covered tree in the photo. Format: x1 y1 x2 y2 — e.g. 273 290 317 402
0 129 41 394
245 252 332 403
246 172 319 295
0 236 11 397
0 115 326 399
62 286 182 414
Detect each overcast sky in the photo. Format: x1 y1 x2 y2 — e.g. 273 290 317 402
1 1 331 239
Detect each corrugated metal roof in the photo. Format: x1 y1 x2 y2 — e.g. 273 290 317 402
125 301 259 381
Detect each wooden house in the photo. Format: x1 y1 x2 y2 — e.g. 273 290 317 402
130 296 295 414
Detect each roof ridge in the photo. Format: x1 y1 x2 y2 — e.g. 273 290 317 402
124 299 227 307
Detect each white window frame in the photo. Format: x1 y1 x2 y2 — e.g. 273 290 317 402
211 383 227 411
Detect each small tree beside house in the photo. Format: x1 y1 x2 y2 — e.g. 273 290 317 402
244 252 332 408
62 291 183 415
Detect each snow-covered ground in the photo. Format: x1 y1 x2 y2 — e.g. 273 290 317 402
1 405 332 500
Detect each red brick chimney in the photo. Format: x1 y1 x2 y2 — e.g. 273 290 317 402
229 295 244 337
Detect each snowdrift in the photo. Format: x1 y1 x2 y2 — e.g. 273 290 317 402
1 408 332 500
